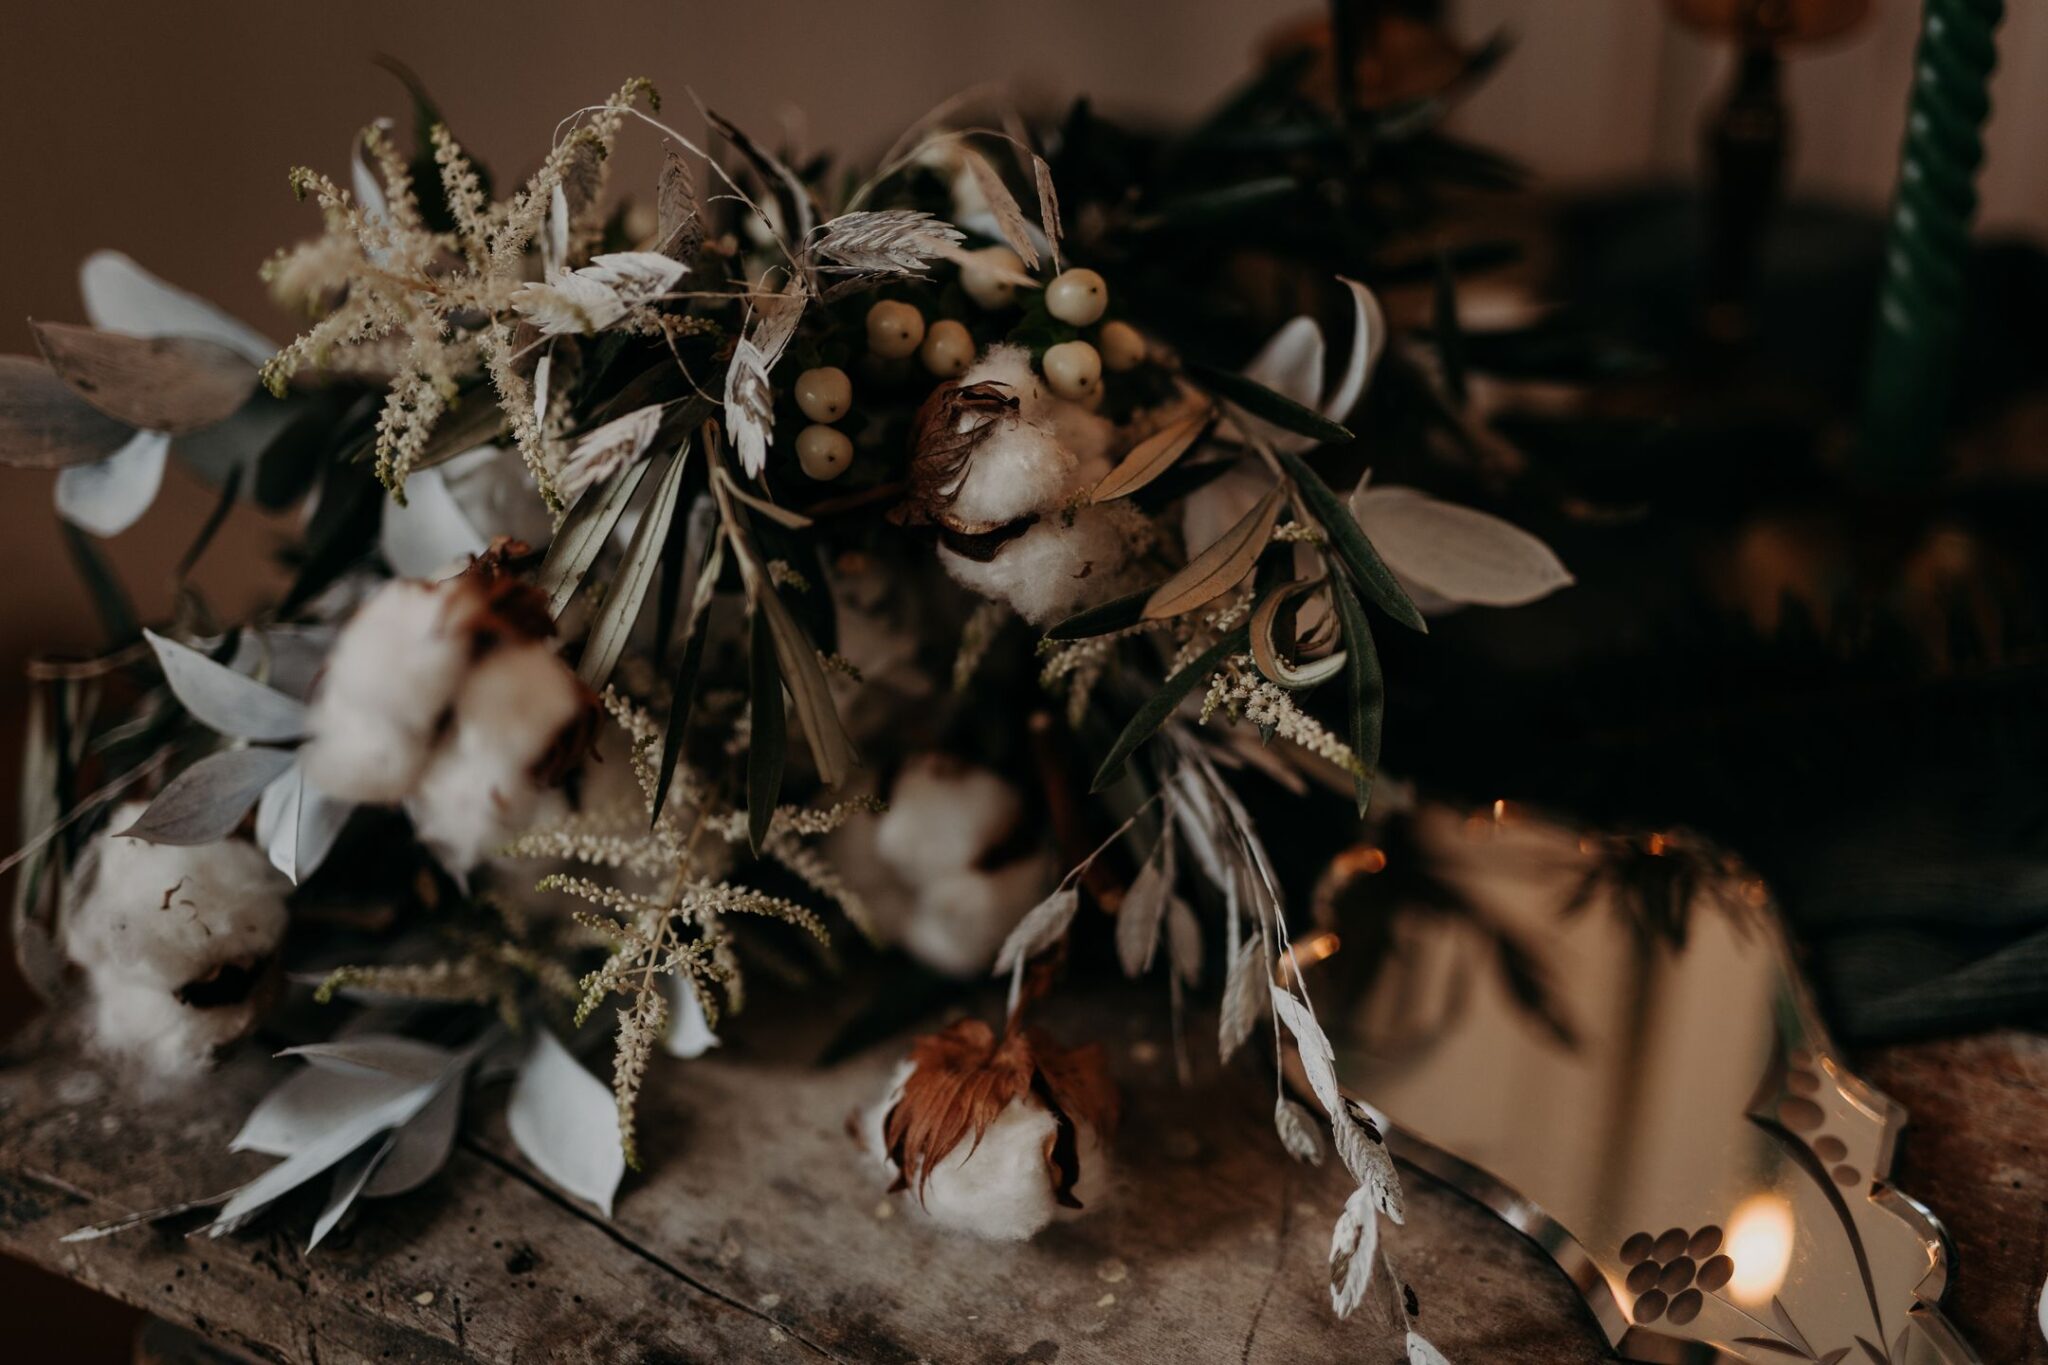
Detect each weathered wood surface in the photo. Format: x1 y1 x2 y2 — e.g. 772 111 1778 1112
1 995 2042 1365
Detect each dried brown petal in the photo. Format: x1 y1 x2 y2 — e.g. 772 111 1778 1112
893 379 1018 532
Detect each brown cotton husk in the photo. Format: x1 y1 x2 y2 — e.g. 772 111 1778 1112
894 379 1019 533
882 1018 1119 1208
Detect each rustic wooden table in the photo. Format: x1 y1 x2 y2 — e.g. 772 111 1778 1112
1 995 2043 1364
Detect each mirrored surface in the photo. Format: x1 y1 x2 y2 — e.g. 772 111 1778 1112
1298 804 1978 1365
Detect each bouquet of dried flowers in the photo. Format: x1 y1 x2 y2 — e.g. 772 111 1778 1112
4 34 1569 1352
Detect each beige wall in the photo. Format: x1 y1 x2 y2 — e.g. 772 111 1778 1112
1 0 2044 699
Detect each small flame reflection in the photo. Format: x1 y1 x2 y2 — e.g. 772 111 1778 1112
1724 1194 1795 1304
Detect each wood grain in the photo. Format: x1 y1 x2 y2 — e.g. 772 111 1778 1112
2 994 2041 1364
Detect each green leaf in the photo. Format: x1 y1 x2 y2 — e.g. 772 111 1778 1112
746 605 786 855
281 457 379 615
1091 623 1249 792
1185 362 1353 445
538 455 658 618
1045 586 1152 640
1329 575 1383 816
1274 447 1426 633
578 440 690 689
652 531 724 828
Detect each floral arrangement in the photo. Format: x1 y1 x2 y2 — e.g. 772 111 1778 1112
3 39 1570 1357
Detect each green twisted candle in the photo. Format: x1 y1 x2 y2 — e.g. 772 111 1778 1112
1856 0 2005 483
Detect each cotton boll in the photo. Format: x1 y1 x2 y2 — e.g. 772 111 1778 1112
940 502 1151 626
301 579 485 803
859 1066 1111 1241
1050 397 1115 486
897 855 1058 978
64 805 288 1078
917 1100 1111 1240
408 641 589 874
874 755 1022 884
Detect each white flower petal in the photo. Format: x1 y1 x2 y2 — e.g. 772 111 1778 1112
80 251 275 365
55 428 169 537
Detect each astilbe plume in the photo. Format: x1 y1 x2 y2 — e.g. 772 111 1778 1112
506 690 872 1165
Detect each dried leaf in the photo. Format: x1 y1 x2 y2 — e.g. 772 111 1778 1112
31 321 253 435
507 1027 625 1216
715 469 813 528
562 403 663 503
79 250 275 365
1250 580 1347 690
1091 409 1210 503
810 209 965 275
1272 986 1342 1116
580 252 687 302
1330 574 1384 815
145 629 310 742
653 530 724 823
579 439 689 688
994 887 1081 974
1323 278 1386 432
655 142 702 262
1275 1096 1325 1166
1350 485 1572 609
1334 1111 1404 1223
959 146 1039 271
1032 154 1063 273
747 605 787 855
361 1079 461 1198
0 355 137 470
1115 831 1175 977
1218 932 1269 1061
753 575 858 787
308 1135 389 1251
1165 895 1203 986
1405 1331 1451 1365
539 454 658 616
511 270 625 336
209 1069 441 1235
1329 1184 1380 1316
1045 585 1151 640
55 428 170 537
119 745 295 845
1144 483 1282 620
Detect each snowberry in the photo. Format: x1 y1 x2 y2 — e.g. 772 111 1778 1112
959 246 1027 310
866 301 926 359
796 424 854 480
919 319 974 378
1045 268 1108 326
1041 339 1103 401
794 366 851 423
1098 319 1145 372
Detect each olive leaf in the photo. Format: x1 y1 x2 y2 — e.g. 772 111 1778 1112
0 355 136 469
538 454 657 617
1186 361 1354 445
746 605 787 855
1091 623 1250 791
1274 447 1426 632
753 576 857 788
1144 483 1283 620
1250 580 1348 689
120 746 297 846
31 321 253 435
1091 408 1211 503
1044 585 1152 640
578 439 690 689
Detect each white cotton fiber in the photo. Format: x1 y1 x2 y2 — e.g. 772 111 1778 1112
874 755 1021 885
65 804 289 1077
408 641 585 873
939 502 1149 626
860 1066 1111 1242
898 855 1059 979
301 579 484 802
942 345 1110 531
